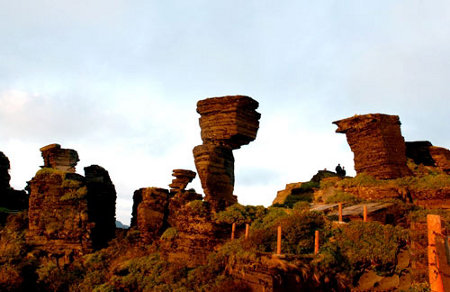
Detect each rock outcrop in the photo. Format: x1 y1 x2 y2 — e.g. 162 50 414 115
405 141 435 166
0 151 28 210
27 145 116 261
333 114 411 179
40 144 79 172
193 95 260 211
429 146 450 174
134 187 170 244
169 169 196 193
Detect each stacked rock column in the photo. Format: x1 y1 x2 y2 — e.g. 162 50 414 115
333 114 411 179
193 95 260 212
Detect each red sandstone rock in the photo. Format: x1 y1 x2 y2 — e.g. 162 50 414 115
429 146 450 174
333 114 411 179
27 145 116 260
193 95 260 212
40 144 79 173
135 187 170 244
169 169 196 193
197 95 260 149
193 144 236 211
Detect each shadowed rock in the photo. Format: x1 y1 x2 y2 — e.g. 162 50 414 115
405 141 435 166
429 146 450 174
27 145 116 262
0 151 28 210
333 114 411 179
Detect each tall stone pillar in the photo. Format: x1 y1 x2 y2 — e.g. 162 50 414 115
193 95 260 211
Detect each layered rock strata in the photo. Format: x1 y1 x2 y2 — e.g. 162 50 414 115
333 114 411 179
27 145 116 261
134 187 170 244
40 144 79 172
193 95 260 211
429 146 450 174
169 169 196 193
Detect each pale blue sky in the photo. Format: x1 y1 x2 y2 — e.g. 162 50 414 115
1 1 449 223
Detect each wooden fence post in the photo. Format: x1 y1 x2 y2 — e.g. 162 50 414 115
231 222 236 241
338 202 343 223
314 230 319 255
245 224 249 240
276 225 282 255
427 214 444 292
363 205 367 222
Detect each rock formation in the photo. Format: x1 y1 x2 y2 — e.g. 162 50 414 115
333 114 411 179
40 144 79 172
0 151 11 192
405 141 435 166
193 95 260 211
134 187 170 244
0 151 28 210
27 145 116 261
169 169 196 193
429 146 450 174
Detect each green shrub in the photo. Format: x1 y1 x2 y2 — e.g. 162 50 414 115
187 200 209 217
214 204 266 226
322 221 408 276
160 227 178 241
325 191 362 204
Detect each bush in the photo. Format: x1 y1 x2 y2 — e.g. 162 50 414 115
214 204 266 226
325 191 362 204
322 221 408 276
160 227 178 241
187 200 210 217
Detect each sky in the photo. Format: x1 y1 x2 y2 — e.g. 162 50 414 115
1 1 449 225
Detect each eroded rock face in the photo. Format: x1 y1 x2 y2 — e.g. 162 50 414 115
135 187 170 244
0 151 28 210
405 141 435 166
333 114 411 179
84 165 117 249
193 144 235 211
429 146 450 174
193 95 260 211
27 145 116 261
0 151 11 191
40 144 79 172
169 169 196 193
197 95 260 149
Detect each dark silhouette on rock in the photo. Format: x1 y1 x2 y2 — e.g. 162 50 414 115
193 95 260 211
0 151 28 211
405 141 435 166
333 114 412 179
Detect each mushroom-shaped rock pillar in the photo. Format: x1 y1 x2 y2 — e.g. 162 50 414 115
193 95 260 211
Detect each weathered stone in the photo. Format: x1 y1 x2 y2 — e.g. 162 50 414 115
135 187 170 244
405 141 435 166
40 144 79 172
169 169 196 193
310 170 339 183
0 151 11 191
197 95 260 149
193 95 260 212
27 145 116 260
429 146 450 174
272 182 302 205
193 144 236 211
27 169 93 257
0 151 28 210
84 165 117 249
333 114 411 179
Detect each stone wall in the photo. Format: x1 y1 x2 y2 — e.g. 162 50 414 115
333 114 411 179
